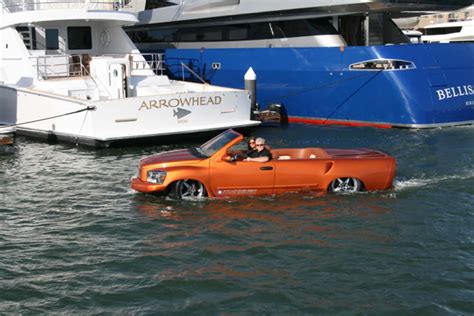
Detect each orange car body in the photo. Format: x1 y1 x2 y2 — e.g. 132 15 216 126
131 129 396 197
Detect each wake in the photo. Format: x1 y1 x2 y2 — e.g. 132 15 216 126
394 170 474 191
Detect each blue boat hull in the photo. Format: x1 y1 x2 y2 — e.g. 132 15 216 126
163 44 474 128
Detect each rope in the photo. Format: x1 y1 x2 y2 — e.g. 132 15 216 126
260 69 384 123
2 106 95 128
262 70 383 103
324 70 383 122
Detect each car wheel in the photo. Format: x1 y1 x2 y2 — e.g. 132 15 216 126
173 180 207 200
329 177 362 193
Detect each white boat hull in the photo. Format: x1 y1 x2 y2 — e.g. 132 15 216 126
0 85 259 146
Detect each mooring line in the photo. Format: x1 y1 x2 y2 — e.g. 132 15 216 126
2 106 95 128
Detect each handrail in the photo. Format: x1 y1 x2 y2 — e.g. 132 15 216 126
29 53 166 99
103 53 166 74
33 54 85 80
180 62 207 84
31 53 165 79
79 61 113 98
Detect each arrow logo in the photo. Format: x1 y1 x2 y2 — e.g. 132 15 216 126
173 108 192 119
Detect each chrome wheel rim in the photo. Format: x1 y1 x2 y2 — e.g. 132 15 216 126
330 178 360 193
177 180 206 199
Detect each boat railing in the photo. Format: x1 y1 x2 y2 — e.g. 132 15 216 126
32 53 165 79
165 57 208 83
1 0 129 13
33 54 86 80
180 62 207 84
102 53 166 75
32 54 112 97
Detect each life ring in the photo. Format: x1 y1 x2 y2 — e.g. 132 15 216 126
100 30 111 48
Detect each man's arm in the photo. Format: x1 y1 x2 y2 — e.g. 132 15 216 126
245 156 269 162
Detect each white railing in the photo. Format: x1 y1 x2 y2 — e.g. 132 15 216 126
31 53 166 80
33 54 85 80
1 0 129 13
103 53 166 75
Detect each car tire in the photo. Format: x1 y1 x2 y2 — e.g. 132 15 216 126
329 177 362 193
173 179 207 200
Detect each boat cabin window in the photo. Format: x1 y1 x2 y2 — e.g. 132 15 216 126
271 19 338 38
45 29 59 50
145 0 177 10
67 27 92 50
180 27 222 41
424 26 462 35
128 18 340 44
227 25 248 41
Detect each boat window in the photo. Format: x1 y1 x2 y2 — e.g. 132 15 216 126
271 19 338 38
227 25 248 40
197 28 222 41
350 59 415 71
248 22 273 40
145 0 177 10
67 27 92 50
178 27 223 42
179 28 197 42
425 26 462 35
147 29 177 42
45 29 59 50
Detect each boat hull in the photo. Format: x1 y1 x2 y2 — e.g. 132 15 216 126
163 43 474 128
0 85 259 147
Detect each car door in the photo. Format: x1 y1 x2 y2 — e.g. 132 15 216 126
209 159 275 197
273 159 333 194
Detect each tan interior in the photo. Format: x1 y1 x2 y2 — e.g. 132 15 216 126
271 148 330 160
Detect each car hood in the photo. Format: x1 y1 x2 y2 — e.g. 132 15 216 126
325 148 389 158
140 149 203 165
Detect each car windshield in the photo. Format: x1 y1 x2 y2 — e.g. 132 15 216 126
199 129 240 157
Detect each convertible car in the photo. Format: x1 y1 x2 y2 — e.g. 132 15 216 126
131 129 396 199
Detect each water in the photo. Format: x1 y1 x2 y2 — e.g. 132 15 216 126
1 124 473 314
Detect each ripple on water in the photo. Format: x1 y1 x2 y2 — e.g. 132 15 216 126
1 127 474 313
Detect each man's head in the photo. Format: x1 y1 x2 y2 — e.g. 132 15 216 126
255 137 266 152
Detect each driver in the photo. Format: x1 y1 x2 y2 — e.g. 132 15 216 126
244 137 272 162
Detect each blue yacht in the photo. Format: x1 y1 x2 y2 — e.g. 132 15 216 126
127 0 474 128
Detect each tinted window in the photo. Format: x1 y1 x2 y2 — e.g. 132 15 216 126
149 29 177 42
178 27 223 42
227 25 248 40
45 29 59 50
145 0 176 10
67 27 92 50
248 22 273 40
179 28 197 42
271 19 338 38
425 26 462 35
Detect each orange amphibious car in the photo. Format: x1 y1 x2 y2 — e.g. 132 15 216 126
131 129 396 199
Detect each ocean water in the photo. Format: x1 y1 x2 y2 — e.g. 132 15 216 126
1 124 473 314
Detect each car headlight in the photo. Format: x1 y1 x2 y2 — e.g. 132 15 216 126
147 170 167 184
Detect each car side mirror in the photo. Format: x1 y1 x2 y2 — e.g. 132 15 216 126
223 154 239 162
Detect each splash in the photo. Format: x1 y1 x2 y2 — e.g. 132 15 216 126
394 170 474 191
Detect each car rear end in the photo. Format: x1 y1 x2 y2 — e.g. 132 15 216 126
324 148 397 191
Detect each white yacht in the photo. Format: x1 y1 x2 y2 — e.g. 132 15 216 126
422 20 474 43
0 0 259 147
